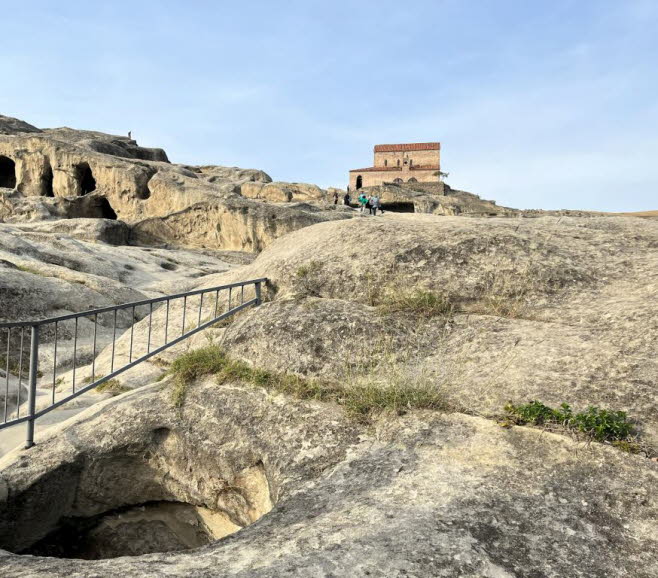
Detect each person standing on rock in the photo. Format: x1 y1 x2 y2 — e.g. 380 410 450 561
344 191 351 207
358 192 367 213
333 191 339 205
370 194 380 216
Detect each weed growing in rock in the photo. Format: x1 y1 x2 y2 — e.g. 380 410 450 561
503 400 635 443
294 260 324 297
95 379 130 396
0 354 43 378
168 346 230 407
168 345 448 420
378 289 455 318
16 264 43 276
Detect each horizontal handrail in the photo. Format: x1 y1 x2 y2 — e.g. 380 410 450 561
0 278 268 328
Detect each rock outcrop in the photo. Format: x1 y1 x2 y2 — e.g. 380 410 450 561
0 115 656 577
0 377 656 575
194 214 657 448
0 114 351 252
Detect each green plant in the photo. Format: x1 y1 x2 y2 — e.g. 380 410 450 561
96 379 130 396
0 354 43 378
167 345 448 421
504 401 635 443
16 264 43 276
167 346 231 407
340 380 447 420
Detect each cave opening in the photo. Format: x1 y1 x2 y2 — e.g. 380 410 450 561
98 197 118 220
382 202 415 213
0 156 17 189
77 163 96 195
0 432 275 560
42 161 54 197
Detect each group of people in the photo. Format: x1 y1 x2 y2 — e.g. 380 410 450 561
334 187 384 216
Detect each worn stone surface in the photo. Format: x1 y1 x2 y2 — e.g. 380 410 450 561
0 115 656 576
241 181 327 203
0 380 656 576
0 115 351 251
190 214 657 447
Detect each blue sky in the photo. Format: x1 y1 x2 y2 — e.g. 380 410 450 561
1 0 656 211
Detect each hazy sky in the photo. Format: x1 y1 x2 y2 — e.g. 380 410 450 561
1 0 656 211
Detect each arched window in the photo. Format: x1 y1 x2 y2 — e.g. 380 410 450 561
384 159 388 167
409 159 413 167
396 159 400 167
407 177 418 183
356 175 363 189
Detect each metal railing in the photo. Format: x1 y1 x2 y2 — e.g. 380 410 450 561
0 278 266 448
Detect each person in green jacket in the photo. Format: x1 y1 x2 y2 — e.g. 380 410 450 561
358 192 368 213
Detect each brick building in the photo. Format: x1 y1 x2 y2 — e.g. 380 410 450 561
349 142 441 190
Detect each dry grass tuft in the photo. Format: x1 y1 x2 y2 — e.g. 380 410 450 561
167 345 449 420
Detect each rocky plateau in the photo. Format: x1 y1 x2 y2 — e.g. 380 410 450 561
0 115 656 577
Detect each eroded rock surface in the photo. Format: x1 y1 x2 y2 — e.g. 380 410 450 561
0 379 656 576
0 114 351 251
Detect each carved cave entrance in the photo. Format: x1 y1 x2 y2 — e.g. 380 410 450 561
0 156 17 189
42 161 54 197
77 163 97 195
382 202 415 213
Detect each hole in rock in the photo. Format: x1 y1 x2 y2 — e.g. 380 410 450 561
382 202 415 213
0 436 275 560
98 197 118 220
76 162 96 195
42 160 54 197
0 155 17 188
23 501 243 560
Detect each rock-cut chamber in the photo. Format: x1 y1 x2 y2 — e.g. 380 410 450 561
0 155 17 189
0 428 275 560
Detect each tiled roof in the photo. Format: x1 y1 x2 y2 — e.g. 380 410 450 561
374 142 440 152
349 165 440 173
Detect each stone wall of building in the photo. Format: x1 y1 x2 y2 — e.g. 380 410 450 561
349 142 441 190
373 149 439 168
348 167 439 190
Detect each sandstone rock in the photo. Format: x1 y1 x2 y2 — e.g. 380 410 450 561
185 214 658 446
130 196 351 252
0 116 352 251
0 114 41 135
240 181 326 203
9 218 130 245
0 380 655 575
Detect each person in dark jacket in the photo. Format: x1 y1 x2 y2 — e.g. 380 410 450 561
344 192 351 207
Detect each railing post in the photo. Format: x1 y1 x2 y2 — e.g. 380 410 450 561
255 281 262 306
25 324 40 449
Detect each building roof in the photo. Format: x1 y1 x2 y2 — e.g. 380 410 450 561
349 165 440 173
374 142 440 153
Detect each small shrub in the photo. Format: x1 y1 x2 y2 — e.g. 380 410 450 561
504 401 635 443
